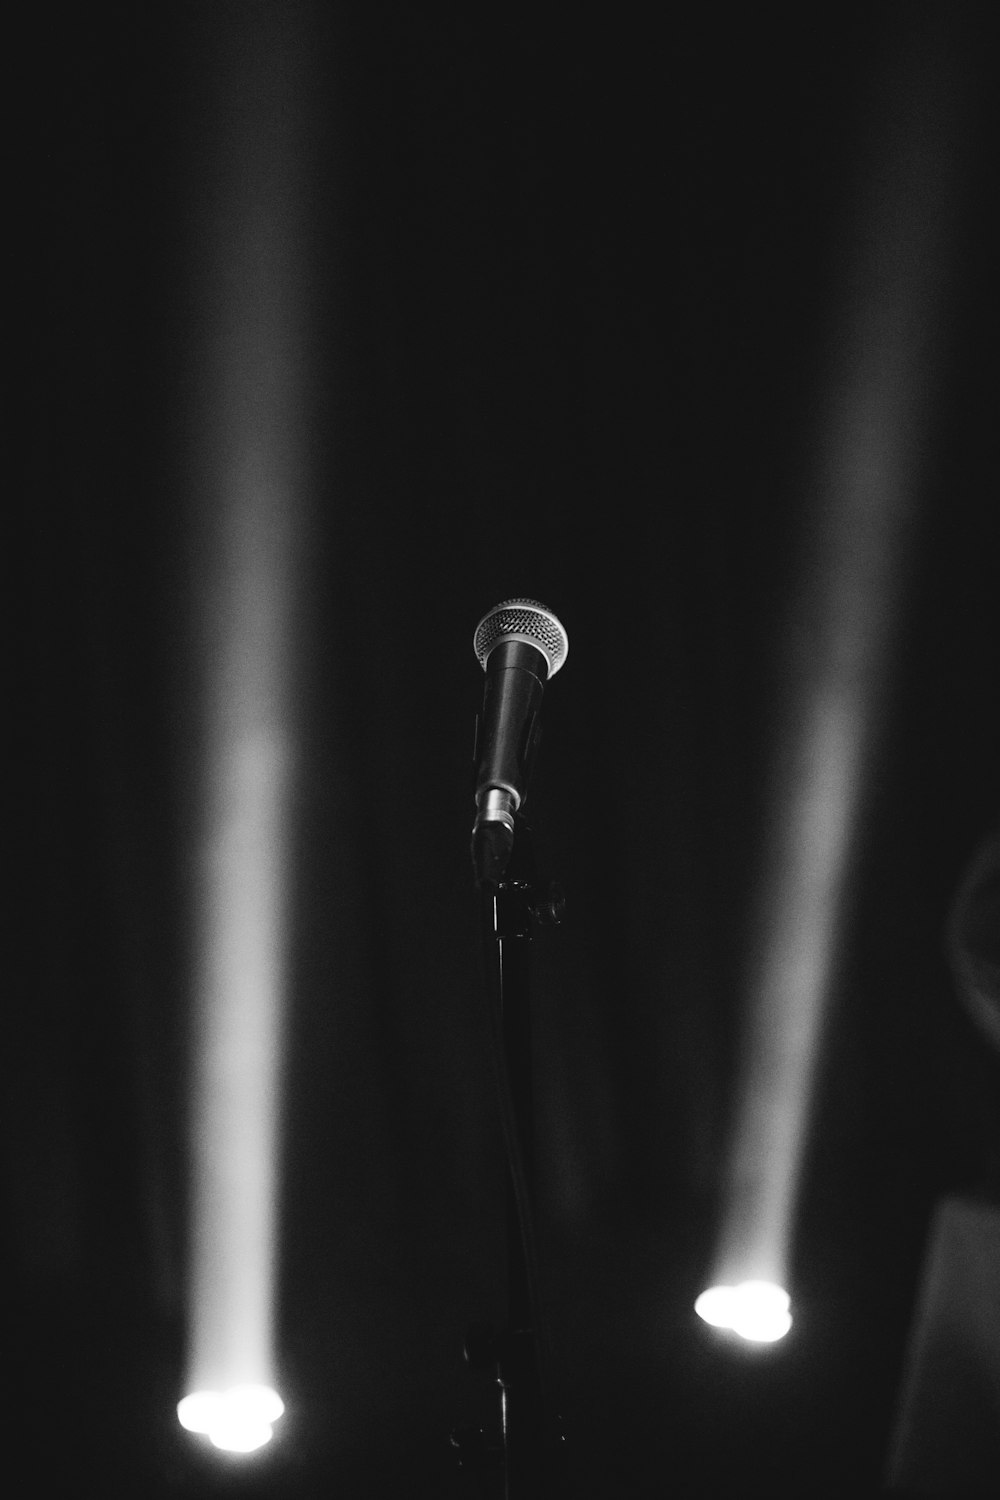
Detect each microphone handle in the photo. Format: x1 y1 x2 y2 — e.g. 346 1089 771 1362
472 639 547 885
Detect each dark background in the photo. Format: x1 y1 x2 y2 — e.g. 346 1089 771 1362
17 5 999 1495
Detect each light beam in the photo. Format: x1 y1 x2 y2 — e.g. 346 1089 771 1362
177 1 321 1445
704 21 967 1331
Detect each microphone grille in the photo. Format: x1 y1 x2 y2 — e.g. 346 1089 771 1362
473 598 569 678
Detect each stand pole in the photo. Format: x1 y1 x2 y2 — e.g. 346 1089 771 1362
470 825 564 1498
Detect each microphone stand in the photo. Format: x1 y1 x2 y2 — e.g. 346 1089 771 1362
454 821 565 1497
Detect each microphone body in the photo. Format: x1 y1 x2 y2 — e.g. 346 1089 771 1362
471 600 569 885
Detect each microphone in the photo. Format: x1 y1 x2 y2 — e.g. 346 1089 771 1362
471 598 569 886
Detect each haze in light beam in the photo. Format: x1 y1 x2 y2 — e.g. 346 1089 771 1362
711 23 967 1299
180 1 320 1418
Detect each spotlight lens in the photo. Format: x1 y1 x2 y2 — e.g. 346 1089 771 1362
695 1281 792 1342
730 1281 792 1342
178 1385 285 1451
177 1391 222 1433
228 1384 285 1423
209 1413 274 1453
693 1286 736 1328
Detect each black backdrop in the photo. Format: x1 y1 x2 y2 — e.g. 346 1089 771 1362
18 5 1000 1495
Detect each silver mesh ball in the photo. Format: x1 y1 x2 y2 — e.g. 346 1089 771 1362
473 598 569 678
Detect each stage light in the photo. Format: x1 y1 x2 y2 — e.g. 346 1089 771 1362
693 1284 736 1329
178 1385 285 1453
695 1282 792 1344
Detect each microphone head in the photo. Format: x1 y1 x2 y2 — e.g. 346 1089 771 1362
473 598 569 679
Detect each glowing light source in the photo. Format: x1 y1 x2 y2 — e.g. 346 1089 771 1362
695 1282 792 1343
178 1385 285 1453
